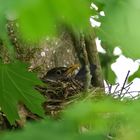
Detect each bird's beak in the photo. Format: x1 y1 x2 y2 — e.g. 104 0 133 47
65 64 80 76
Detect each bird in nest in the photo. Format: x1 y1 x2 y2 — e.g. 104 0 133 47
36 64 96 99
35 64 96 115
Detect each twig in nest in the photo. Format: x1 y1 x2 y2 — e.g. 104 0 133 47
106 70 140 99
121 87 130 99
105 81 112 94
113 83 120 94
119 70 130 97
113 83 132 98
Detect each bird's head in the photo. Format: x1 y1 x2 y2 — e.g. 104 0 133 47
41 64 80 82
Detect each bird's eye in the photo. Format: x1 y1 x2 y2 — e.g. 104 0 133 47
56 70 61 75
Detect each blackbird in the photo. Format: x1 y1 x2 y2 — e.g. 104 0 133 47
41 64 80 83
36 64 96 115
41 64 96 83
36 64 81 99
37 63 96 97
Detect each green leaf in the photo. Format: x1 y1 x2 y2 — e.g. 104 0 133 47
2 97 140 139
99 51 117 84
18 0 91 40
18 1 56 40
2 99 123 140
0 61 45 124
97 0 140 59
102 64 116 84
2 98 140 140
1 0 92 41
128 66 140 82
1 118 105 140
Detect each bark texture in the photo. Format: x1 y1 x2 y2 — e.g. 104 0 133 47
85 32 104 88
64 26 104 88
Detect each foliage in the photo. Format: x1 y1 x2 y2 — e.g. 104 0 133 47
99 47 117 84
0 0 92 41
95 0 140 59
1 98 140 140
0 0 140 140
128 66 140 82
0 61 45 124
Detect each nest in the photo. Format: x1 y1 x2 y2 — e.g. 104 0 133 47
36 77 84 116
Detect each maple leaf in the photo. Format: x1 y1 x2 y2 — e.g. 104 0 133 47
0 61 45 124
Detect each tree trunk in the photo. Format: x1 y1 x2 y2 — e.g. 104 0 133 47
62 25 104 89
85 31 104 88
